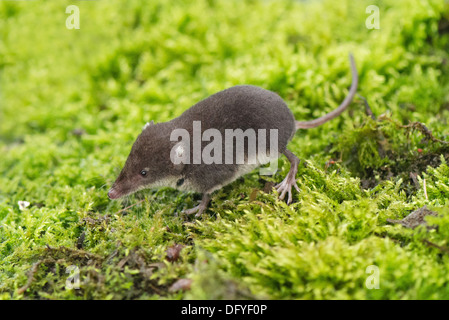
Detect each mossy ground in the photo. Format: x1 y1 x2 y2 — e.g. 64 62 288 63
1 0 449 299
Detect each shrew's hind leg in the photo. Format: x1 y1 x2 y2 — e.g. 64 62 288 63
183 193 211 217
275 149 300 204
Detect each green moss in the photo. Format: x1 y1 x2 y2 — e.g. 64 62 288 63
1 0 449 300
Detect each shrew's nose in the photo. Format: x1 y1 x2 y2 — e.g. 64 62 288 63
108 188 119 199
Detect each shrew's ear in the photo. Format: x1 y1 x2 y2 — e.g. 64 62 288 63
142 120 155 131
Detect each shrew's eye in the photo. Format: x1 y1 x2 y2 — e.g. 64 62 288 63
140 170 147 176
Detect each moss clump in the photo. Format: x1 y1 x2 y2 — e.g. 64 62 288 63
332 115 449 193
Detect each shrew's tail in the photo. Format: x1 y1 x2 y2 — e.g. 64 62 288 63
295 54 358 130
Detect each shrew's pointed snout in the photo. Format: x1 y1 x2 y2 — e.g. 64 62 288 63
108 187 120 200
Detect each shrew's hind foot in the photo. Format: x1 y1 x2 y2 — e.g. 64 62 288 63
182 193 211 217
275 149 300 205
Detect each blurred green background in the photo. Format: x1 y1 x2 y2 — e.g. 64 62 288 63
1 0 449 299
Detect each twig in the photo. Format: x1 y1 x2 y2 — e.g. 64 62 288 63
45 245 104 262
76 231 86 250
113 199 146 215
381 117 449 145
423 178 428 200
423 240 449 255
357 94 376 120
17 258 55 295
409 172 420 189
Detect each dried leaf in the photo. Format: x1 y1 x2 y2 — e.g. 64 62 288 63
169 278 192 292
166 244 184 262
